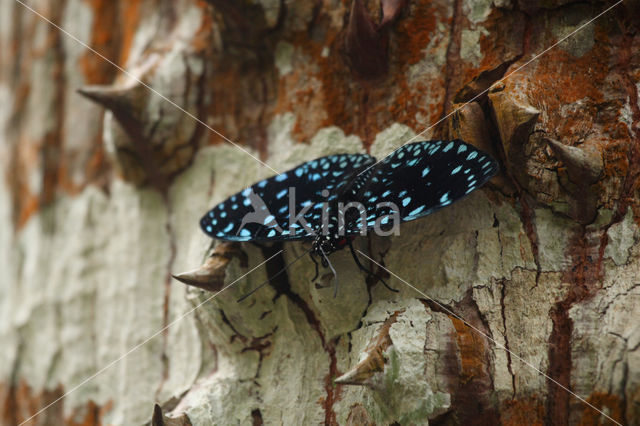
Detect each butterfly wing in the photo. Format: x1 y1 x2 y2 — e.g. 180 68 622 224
347 140 498 233
200 153 376 241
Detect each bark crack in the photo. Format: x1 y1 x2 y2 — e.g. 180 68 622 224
219 308 248 345
39 0 68 210
439 0 463 123
494 214 505 273
546 226 604 425
601 282 640 317
241 327 278 380
519 197 542 289
422 293 500 423
257 245 340 425
156 191 178 400
499 280 516 399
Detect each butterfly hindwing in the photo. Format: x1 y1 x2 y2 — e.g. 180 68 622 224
200 153 376 241
348 140 498 233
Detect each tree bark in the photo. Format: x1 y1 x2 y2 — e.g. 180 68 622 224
0 0 638 424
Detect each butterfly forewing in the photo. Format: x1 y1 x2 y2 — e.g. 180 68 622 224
200 153 376 241
348 140 498 233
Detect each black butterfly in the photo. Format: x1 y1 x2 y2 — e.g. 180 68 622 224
200 140 498 296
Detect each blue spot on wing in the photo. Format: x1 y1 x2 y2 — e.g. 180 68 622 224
200 151 377 241
408 205 425 217
201 140 497 240
349 139 497 232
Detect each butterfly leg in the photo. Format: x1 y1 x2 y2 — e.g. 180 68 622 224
319 246 339 297
347 241 399 293
309 252 320 282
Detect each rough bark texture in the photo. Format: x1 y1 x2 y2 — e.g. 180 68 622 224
1 0 639 425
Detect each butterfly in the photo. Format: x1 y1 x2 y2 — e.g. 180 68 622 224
200 140 498 297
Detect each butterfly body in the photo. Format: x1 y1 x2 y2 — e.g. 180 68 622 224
312 234 356 262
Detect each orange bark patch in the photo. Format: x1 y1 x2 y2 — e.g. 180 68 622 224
578 392 625 426
477 8 525 71
16 194 39 230
84 136 110 190
316 37 361 139
448 316 486 382
529 49 608 112
201 66 253 149
501 398 545 426
68 400 105 426
394 2 439 66
80 0 121 84
601 138 630 210
191 2 216 52
118 0 143 66
266 2 449 147
271 34 330 145
1 380 110 426
427 296 500 424
6 133 40 230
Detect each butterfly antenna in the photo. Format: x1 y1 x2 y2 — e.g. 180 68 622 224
237 247 312 303
319 246 339 297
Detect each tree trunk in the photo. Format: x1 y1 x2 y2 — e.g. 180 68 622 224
1 0 638 424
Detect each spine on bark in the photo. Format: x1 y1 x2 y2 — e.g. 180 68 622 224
78 44 206 189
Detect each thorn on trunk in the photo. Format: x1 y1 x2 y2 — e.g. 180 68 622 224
335 310 401 387
77 82 150 139
334 345 386 386
344 0 406 80
545 137 603 185
77 83 143 116
173 242 248 292
152 404 166 426
488 84 540 157
151 403 192 426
